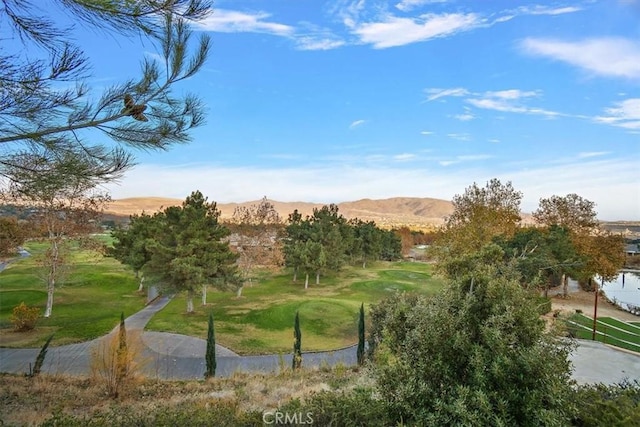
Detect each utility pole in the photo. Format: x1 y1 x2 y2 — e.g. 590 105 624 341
591 277 604 340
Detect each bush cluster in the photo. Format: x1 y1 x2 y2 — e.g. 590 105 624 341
10 302 40 331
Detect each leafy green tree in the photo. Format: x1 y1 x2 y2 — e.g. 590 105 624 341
0 216 25 257
109 213 155 291
292 311 302 370
205 311 216 378
371 248 574 425
534 193 624 292
379 229 402 261
1 156 108 317
0 0 212 185
434 179 523 260
228 197 283 296
144 191 239 313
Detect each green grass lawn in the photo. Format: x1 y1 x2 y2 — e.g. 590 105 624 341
146 261 445 355
566 314 640 353
0 239 146 348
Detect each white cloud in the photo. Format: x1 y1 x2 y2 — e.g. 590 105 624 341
103 157 639 220
195 9 294 36
578 151 610 158
295 36 345 50
352 13 481 48
595 99 640 129
516 5 583 16
393 153 417 161
466 89 560 117
447 133 471 141
424 87 469 101
453 113 474 121
439 154 492 166
521 37 640 79
349 119 366 129
421 131 434 135
395 0 448 12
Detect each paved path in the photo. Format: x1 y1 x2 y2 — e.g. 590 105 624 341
0 295 638 383
0 296 356 379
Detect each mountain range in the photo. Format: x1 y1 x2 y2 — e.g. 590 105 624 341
105 197 455 230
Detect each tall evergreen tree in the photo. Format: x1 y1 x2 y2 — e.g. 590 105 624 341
144 191 239 313
292 311 302 370
357 303 365 366
205 311 216 378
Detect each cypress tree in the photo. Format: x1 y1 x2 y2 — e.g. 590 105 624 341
116 312 128 381
205 310 217 378
292 311 302 370
357 303 365 365
30 334 54 377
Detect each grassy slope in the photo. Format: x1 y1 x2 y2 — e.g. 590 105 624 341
146 261 444 355
567 314 640 353
0 240 146 347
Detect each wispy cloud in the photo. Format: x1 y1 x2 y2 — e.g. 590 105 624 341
351 13 482 49
521 37 640 79
447 133 471 141
424 87 469 101
393 153 417 161
395 0 449 12
349 119 367 129
595 98 640 129
578 151 610 158
296 36 345 50
195 9 294 35
421 131 434 135
466 89 561 117
516 5 583 16
439 154 492 166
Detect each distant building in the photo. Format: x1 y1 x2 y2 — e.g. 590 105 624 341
625 243 639 256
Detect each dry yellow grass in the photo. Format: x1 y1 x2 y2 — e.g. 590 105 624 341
0 365 366 425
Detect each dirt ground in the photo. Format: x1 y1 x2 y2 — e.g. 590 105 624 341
549 287 640 323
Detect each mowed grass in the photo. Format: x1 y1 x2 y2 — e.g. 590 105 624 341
146 261 444 355
566 314 640 353
0 240 146 348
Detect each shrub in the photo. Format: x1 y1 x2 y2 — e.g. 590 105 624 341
10 302 40 331
279 387 389 426
570 380 640 426
90 318 144 398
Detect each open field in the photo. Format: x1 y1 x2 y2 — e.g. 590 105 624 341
0 241 147 348
146 261 444 354
1 238 443 353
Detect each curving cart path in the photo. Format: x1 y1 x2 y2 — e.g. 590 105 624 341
0 296 356 379
0 295 639 383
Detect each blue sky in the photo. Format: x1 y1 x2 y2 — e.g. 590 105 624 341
77 1 639 219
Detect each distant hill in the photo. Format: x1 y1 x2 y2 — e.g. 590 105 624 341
105 196 455 230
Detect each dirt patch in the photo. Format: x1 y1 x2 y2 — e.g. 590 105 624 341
549 288 640 322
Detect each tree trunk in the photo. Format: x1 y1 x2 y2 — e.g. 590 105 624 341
44 239 59 318
316 272 320 285
187 291 194 313
304 273 309 289
138 275 145 292
202 284 207 306
562 274 568 298
236 285 243 298
293 266 298 282
44 278 54 318
362 260 366 269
